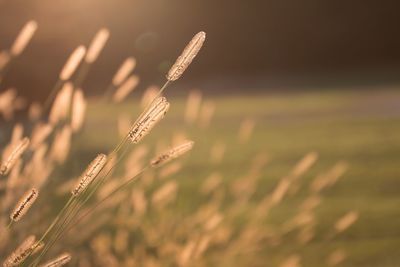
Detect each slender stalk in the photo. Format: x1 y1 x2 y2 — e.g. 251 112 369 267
37 196 74 244
102 83 116 102
43 79 63 112
74 62 91 89
26 197 75 266
6 220 13 229
31 78 173 266
65 167 148 234
31 146 130 266
30 198 79 267
0 54 14 82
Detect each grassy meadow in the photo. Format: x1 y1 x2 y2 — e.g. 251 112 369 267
1 16 400 267
60 87 400 267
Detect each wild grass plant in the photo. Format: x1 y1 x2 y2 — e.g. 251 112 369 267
0 22 358 267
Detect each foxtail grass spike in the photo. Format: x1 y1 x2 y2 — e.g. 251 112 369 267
85 28 110 63
128 97 170 143
151 141 194 167
167 31 206 81
59 46 86 81
0 137 30 176
72 154 107 196
39 252 71 267
3 235 36 267
10 188 39 222
10 20 38 56
112 75 139 103
112 57 136 87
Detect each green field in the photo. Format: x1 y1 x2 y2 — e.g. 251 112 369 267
70 88 400 267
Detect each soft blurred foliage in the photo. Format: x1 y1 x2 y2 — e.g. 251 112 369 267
1 1 400 267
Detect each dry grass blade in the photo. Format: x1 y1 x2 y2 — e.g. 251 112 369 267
184 90 202 124
128 97 170 143
31 123 53 149
334 211 359 233
270 178 291 205
112 57 136 87
0 137 30 176
59 46 86 81
10 188 39 222
0 89 19 120
10 123 24 144
210 141 225 164
112 75 139 103
290 152 318 179
0 51 11 70
199 100 215 129
10 20 38 56
151 181 178 208
71 89 87 132
72 154 108 196
327 249 346 266
167 31 206 81
3 235 36 267
28 102 43 121
140 86 159 108
49 82 73 125
238 118 256 143
31 242 44 256
39 252 71 267
280 254 301 267
151 140 194 167
49 126 72 164
85 28 110 63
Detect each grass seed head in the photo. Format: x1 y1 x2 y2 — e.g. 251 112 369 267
39 252 71 267
72 154 108 196
0 137 30 176
112 57 136 87
85 28 110 63
10 20 38 56
112 75 140 103
10 188 39 222
3 235 36 267
71 89 87 132
128 97 170 143
167 31 206 81
151 140 194 167
59 46 86 80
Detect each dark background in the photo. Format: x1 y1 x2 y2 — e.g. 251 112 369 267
1 0 400 99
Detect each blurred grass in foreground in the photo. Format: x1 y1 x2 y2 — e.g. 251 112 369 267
71 88 400 267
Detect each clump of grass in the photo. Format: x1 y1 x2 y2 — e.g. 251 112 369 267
0 23 361 267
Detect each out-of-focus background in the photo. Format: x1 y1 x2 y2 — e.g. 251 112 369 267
1 1 400 267
1 0 400 97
